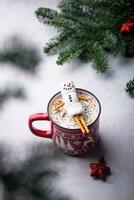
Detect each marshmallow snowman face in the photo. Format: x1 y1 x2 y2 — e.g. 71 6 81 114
60 81 83 117
61 81 78 103
62 81 75 93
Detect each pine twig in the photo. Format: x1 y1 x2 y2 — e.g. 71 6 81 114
125 78 134 96
56 44 82 65
92 42 108 73
35 7 60 24
0 35 41 73
44 32 70 54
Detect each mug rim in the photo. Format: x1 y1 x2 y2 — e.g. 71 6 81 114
47 88 101 131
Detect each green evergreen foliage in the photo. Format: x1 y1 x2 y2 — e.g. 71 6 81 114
125 78 134 96
0 35 41 73
0 143 70 200
35 0 134 72
0 85 25 108
0 35 42 109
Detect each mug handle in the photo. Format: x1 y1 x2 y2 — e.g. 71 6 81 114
28 113 53 138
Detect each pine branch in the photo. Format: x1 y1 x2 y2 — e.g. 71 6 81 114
44 39 59 54
36 0 134 73
0 35 41 73
36 7 75 30
0 85 25 108
103 31 119 55
50 17 75 30
76 17 107 33
92 42 108 73
44 32 70 54
56 44 82 65
35 7 60 25
125 78 134 95
0 143 70 200
59 0 91 18
77 0 111 10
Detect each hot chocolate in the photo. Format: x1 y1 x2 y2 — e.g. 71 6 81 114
29 88 101 155
49 89 100 129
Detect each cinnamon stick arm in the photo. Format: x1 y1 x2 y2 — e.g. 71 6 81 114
74 115 85 134
79 115 89 133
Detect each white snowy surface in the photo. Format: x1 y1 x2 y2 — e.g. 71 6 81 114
0 1 134 200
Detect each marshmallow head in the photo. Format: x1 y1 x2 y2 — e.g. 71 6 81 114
60 80 84 117
61 80 76 94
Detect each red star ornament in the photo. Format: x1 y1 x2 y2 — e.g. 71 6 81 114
120 21 134 33
89 157 111 181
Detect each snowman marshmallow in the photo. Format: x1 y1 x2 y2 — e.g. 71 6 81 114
60 81 84 117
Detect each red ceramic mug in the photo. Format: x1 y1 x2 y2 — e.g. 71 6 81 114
28 89 101 155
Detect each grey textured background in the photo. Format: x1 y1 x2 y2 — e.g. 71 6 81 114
0 1 134 200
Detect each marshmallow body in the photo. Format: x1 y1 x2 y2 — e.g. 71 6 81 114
60 81 83 117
